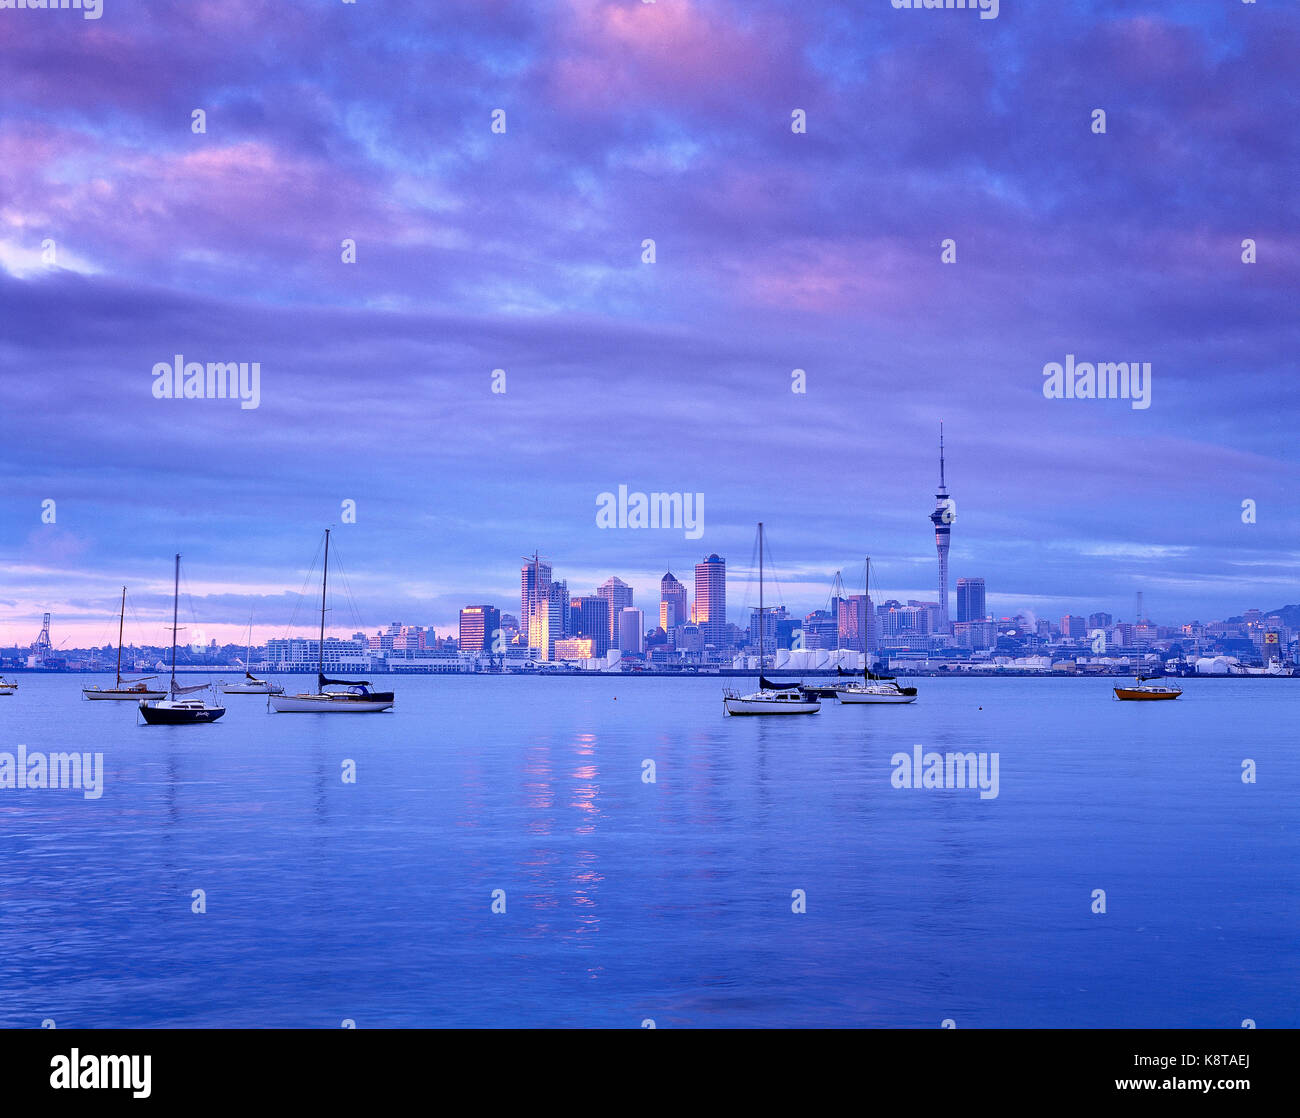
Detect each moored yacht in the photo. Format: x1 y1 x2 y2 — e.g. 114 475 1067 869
82 587 167 701
222 621 284 694
269 529 394 713
139 555 227 725
0 677 17 695
836 678 918 704
1114 664 1182 701
724 675 822 715
834 559 918 705
723 523 820 716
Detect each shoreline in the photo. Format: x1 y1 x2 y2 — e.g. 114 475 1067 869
3 667 1293 680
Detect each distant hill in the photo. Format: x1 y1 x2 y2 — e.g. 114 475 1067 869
1224 605 1300 627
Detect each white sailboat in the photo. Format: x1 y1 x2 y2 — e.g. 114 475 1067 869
269 529 394 713
222 617 284 694
835 558 917 704
82 586 168 701
0 678 17 695
723 523 821 716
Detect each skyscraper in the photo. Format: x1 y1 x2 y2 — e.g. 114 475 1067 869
660 571 689 635
693 553 726 646
837 594 868 652
528 580 568 660
570 596 611 657
618 607 645 655
520 552 551 648
956 577 986 624
928 424 953 634
458 605 500 653
597 576 634 649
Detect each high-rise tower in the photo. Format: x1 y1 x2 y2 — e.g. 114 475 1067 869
928 424 952 634
693 554 727 647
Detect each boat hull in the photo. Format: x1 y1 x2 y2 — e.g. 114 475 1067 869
835 688 917 704
1113 687 1181 701
84 688 167 701
723 697 820 715
138 701 227 724
270 693 394 713
222 684 284 694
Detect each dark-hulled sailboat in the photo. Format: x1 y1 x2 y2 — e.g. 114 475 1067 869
139 555 227 724
270 529 394 713
723 523 821 716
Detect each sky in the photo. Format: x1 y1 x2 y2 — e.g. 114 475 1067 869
0 0 1296 649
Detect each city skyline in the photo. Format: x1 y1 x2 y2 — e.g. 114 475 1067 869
1 2 1295 645
0 426 1294 648
1 528 1293 653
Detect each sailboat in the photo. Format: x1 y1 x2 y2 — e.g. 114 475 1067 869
139 555 227 724
269 529 394 713
82 587 168 701
0 678 17 695
798 570 859 699
222 616 284 694
723 523 821 716
836 558 918 704
1113 664 1182 701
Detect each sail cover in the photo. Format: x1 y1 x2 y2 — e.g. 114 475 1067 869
170 679 212 696
759 674 791 691
319 673 372 689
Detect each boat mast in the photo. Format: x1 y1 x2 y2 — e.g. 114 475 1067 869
864 557 870 678
116 585 125 687
319 529 330 678
169 554 180 692
758 522 764 676
245 612 254 678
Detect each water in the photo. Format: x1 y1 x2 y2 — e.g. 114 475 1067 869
0 673 1295 1028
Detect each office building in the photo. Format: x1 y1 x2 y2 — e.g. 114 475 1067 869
598 576 634 649
694 554 726 646
458 606 499 653
618 607 645 655
956 577 986 624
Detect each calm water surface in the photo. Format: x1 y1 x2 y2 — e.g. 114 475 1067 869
0 674 1295 1028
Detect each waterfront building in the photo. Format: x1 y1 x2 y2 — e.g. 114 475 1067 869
693 554 727 647
553 637 595 661
458 606 500 653
956 577 986 624
660 572 689 637
570 596 611 657
597 576 634 649
520 553 552 649
619 607 645 655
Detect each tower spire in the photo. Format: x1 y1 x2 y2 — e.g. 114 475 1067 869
929 423 952 635
939 420 946 491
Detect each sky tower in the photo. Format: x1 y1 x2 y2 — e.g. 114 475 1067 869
928 424 952 634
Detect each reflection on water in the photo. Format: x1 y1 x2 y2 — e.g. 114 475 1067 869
0 673 1294 1027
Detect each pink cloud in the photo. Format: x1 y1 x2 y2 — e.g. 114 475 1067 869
551 0 803 112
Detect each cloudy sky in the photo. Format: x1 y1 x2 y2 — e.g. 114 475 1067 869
1 0 1295 648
